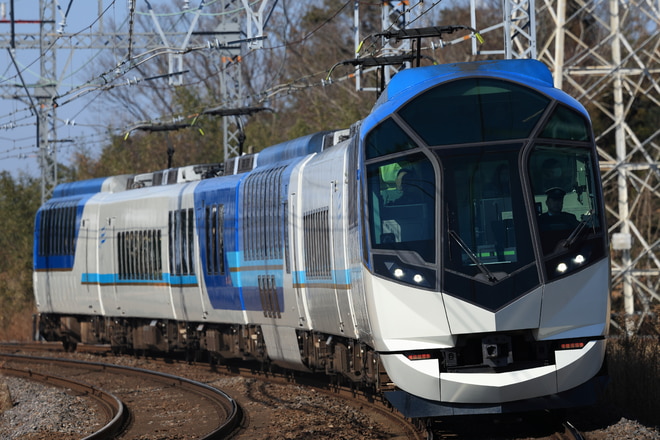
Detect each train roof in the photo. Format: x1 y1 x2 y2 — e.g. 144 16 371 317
51 175 132 198
47 129 352 202
363 59 588 134
257 131 328 163
377 59 554 108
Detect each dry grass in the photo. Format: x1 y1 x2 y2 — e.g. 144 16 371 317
604 336 660 426
0 307 35 342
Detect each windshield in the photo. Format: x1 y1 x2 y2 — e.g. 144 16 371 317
529 143 605 279
361 75 606 308
440 146 540 309
399 77 549 146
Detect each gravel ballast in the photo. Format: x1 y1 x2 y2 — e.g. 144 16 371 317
0 376 101 440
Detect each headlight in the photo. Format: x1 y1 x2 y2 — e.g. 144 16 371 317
550 244 592 277
383 261 431 287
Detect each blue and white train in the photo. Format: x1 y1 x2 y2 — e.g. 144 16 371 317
34 59 609 417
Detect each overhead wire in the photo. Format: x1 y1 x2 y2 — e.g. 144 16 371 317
0 0 122 167
2 0 479 170
0 0 119 88
12 0 350 113
103 1 467 137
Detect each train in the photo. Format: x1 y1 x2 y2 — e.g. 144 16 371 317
33 58 610 418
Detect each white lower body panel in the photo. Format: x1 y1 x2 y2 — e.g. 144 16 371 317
381 339 605 404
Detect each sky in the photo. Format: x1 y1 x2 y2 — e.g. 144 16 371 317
0 0 243 179
0 0 130 177
0 0 477 180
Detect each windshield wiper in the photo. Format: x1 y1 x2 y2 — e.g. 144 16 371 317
563 210 593 248
448 229 498 282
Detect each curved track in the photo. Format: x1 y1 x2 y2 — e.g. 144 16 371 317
0 352 242 439
0 361 127 440
0 343 587 439
228 365 425 440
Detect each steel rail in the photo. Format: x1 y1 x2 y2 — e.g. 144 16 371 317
0 353 242 440
0 362 127 440
562 420 586 440
207 361 424 440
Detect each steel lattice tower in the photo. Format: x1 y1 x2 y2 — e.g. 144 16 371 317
538 0 660 333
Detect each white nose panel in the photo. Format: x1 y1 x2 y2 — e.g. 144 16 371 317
443 287 542 334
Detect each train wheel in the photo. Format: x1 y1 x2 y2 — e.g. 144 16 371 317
62 339 78 352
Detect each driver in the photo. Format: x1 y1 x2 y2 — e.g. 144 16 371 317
538 187 579 231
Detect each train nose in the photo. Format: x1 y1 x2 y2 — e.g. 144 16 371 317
381 338 606 417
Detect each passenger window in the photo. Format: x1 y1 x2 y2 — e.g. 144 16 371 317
169 208 196 277
118 229 162 281
205 204 224 275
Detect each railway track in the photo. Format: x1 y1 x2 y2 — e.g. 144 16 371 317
0 342 587 440
0 352 241 439
214 363 426 440
1 342 424 439
0 359 127 439
184 359 588 440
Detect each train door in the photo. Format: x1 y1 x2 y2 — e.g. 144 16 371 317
103 214 121 315
81 214 105 316
166 204 195 323
194 204 211 320
289 191 312 329
329 151 358 340
83 198 120 317
299 146 355 336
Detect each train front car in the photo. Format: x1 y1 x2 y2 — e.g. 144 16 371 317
360 59 609 417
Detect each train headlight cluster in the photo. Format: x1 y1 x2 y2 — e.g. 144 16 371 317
547 240 596 279
391 266 426 285
384 261 431 288
555 252 587 275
